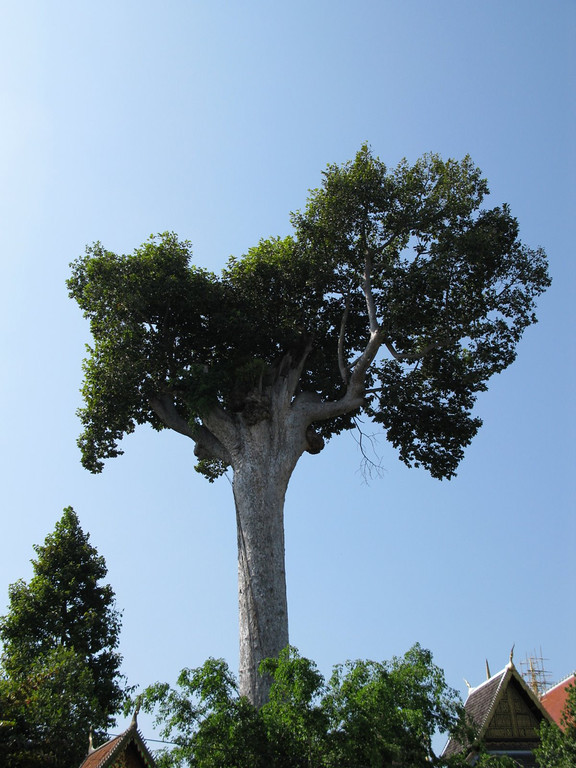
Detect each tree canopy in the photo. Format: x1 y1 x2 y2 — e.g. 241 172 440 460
68 146 550 481
0 507 126 767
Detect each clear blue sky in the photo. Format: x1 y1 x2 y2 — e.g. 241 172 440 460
1 0 574 748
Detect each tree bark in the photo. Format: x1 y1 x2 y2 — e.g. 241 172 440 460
233 460 289 707
229 411 305 707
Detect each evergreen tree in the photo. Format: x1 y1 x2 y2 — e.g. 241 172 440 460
0 507 126 767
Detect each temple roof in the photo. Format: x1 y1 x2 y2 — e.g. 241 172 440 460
443 661 553 759
78 715 157 768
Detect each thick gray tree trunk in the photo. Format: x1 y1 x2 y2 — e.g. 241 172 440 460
233 459 290 708
228 409 305 707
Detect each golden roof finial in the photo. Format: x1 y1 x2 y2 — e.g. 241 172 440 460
509 644 515 666
88 725 94 754
485 659 491 680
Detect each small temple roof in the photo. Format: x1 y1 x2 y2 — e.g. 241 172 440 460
79 711 157 768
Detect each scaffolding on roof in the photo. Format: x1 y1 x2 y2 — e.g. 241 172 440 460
519 648 553 697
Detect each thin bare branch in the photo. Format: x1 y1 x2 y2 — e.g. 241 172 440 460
352 416 386 482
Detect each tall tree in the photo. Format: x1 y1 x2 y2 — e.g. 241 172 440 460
0 507 125 766
67 146 550 706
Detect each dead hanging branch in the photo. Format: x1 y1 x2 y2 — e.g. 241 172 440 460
352 415 386 482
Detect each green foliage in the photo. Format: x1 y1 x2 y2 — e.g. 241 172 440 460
259 648 328 766
0 646 97 768
137 644 473 767
0 508 126 767
535 681 576 767
322 645 466 767
67 234 226 473
470 755 520 767
68 147 549 480
295 146 550 477
138 658 267 768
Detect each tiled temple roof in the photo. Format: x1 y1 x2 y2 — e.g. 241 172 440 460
443 661 553 760
78 715 157 768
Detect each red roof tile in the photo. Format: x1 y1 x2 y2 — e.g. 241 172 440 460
78 719 157 768
80 734 124 768
541 674 575 728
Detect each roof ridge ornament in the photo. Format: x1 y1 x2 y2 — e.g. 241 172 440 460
131 696 142 728
509 643 515 667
